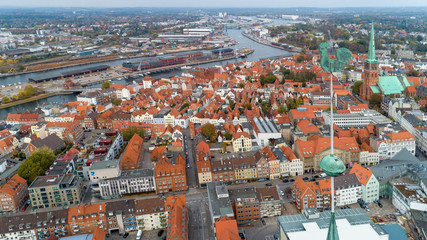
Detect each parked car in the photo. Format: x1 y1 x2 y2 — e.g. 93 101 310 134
158 229 164 237
21 206 26 212
122 233 128 238
265 183 272 186
239 233 245 240
262 219 266 225
303 177 309 180
283 179 289 183
290 179 295 182
378 202 383 208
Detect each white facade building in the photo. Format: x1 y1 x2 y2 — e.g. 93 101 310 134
334 174 362 207
392 184 427 214
251 117 282 148
370 131 416 160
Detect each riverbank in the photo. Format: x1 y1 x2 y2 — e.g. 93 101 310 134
79 49 254 87
0 43 236 79
0 92 75 110
241 32 300 53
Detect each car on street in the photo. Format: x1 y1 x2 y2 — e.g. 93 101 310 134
262 219 266 225
303 177 309 180
158 230 164 237
239 233 245 240
290 179 295 182
283 179 289 183
378 202 383 208
122 233 129 238
274 234 278 240
21 206 26 212
280 190 284 196
265 183 272 186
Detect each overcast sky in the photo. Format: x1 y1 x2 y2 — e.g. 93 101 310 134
1 0 426 8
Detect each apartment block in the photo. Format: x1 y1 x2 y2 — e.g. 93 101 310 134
229 188 261 224
29 174 84 209
135 197 168 231
232 132 252 152
68 203 107 235
154 154 187 193
370 130 416 160
0 174 28 213
98 168 156 199
255 186 282 217
350 163 379 203
106 200 137 233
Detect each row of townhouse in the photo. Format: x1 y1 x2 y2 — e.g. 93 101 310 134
196 141 303 187
291 163 379 212
0 196 187 239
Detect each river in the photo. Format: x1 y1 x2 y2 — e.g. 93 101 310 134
0 26 296 119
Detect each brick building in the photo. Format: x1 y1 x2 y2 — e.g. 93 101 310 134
154 154 187 193
165 195 187 240
68 203 107 235
0 174 28 213
120 134 143 170
229 188 261 224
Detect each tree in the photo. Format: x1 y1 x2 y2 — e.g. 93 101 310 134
224 132 233 140
102 81 111 89
221 142 227 153
278 104 286 114
17 146 56 183
407 70 420 77
239 82 245 88
352 81 363 95
229 100 236 110
2 96 10 104
201 123 217 142
122 126 145 141
369 93 382 109
180 102 189 110
244 103 252 110
111 98 122 106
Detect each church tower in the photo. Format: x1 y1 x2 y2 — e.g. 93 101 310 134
360 23 379 100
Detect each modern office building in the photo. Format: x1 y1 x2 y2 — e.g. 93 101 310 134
98 168 156 199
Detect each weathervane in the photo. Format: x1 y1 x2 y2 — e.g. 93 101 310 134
318 42 353 240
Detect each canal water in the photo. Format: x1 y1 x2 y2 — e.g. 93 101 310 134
0 27 295 119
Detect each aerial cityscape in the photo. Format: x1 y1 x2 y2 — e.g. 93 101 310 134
0 2 426 240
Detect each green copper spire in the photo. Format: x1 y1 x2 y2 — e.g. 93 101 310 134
326 212 339 240
366 23 378 63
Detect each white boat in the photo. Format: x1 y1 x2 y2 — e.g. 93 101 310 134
181 66 192 70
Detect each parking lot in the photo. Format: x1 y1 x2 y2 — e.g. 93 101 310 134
242 217 278 240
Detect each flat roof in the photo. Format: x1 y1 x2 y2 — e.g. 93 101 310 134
29 174 75 188
278 208 374 233
207 182 234 219
89 160 119 170
253 117 279 134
